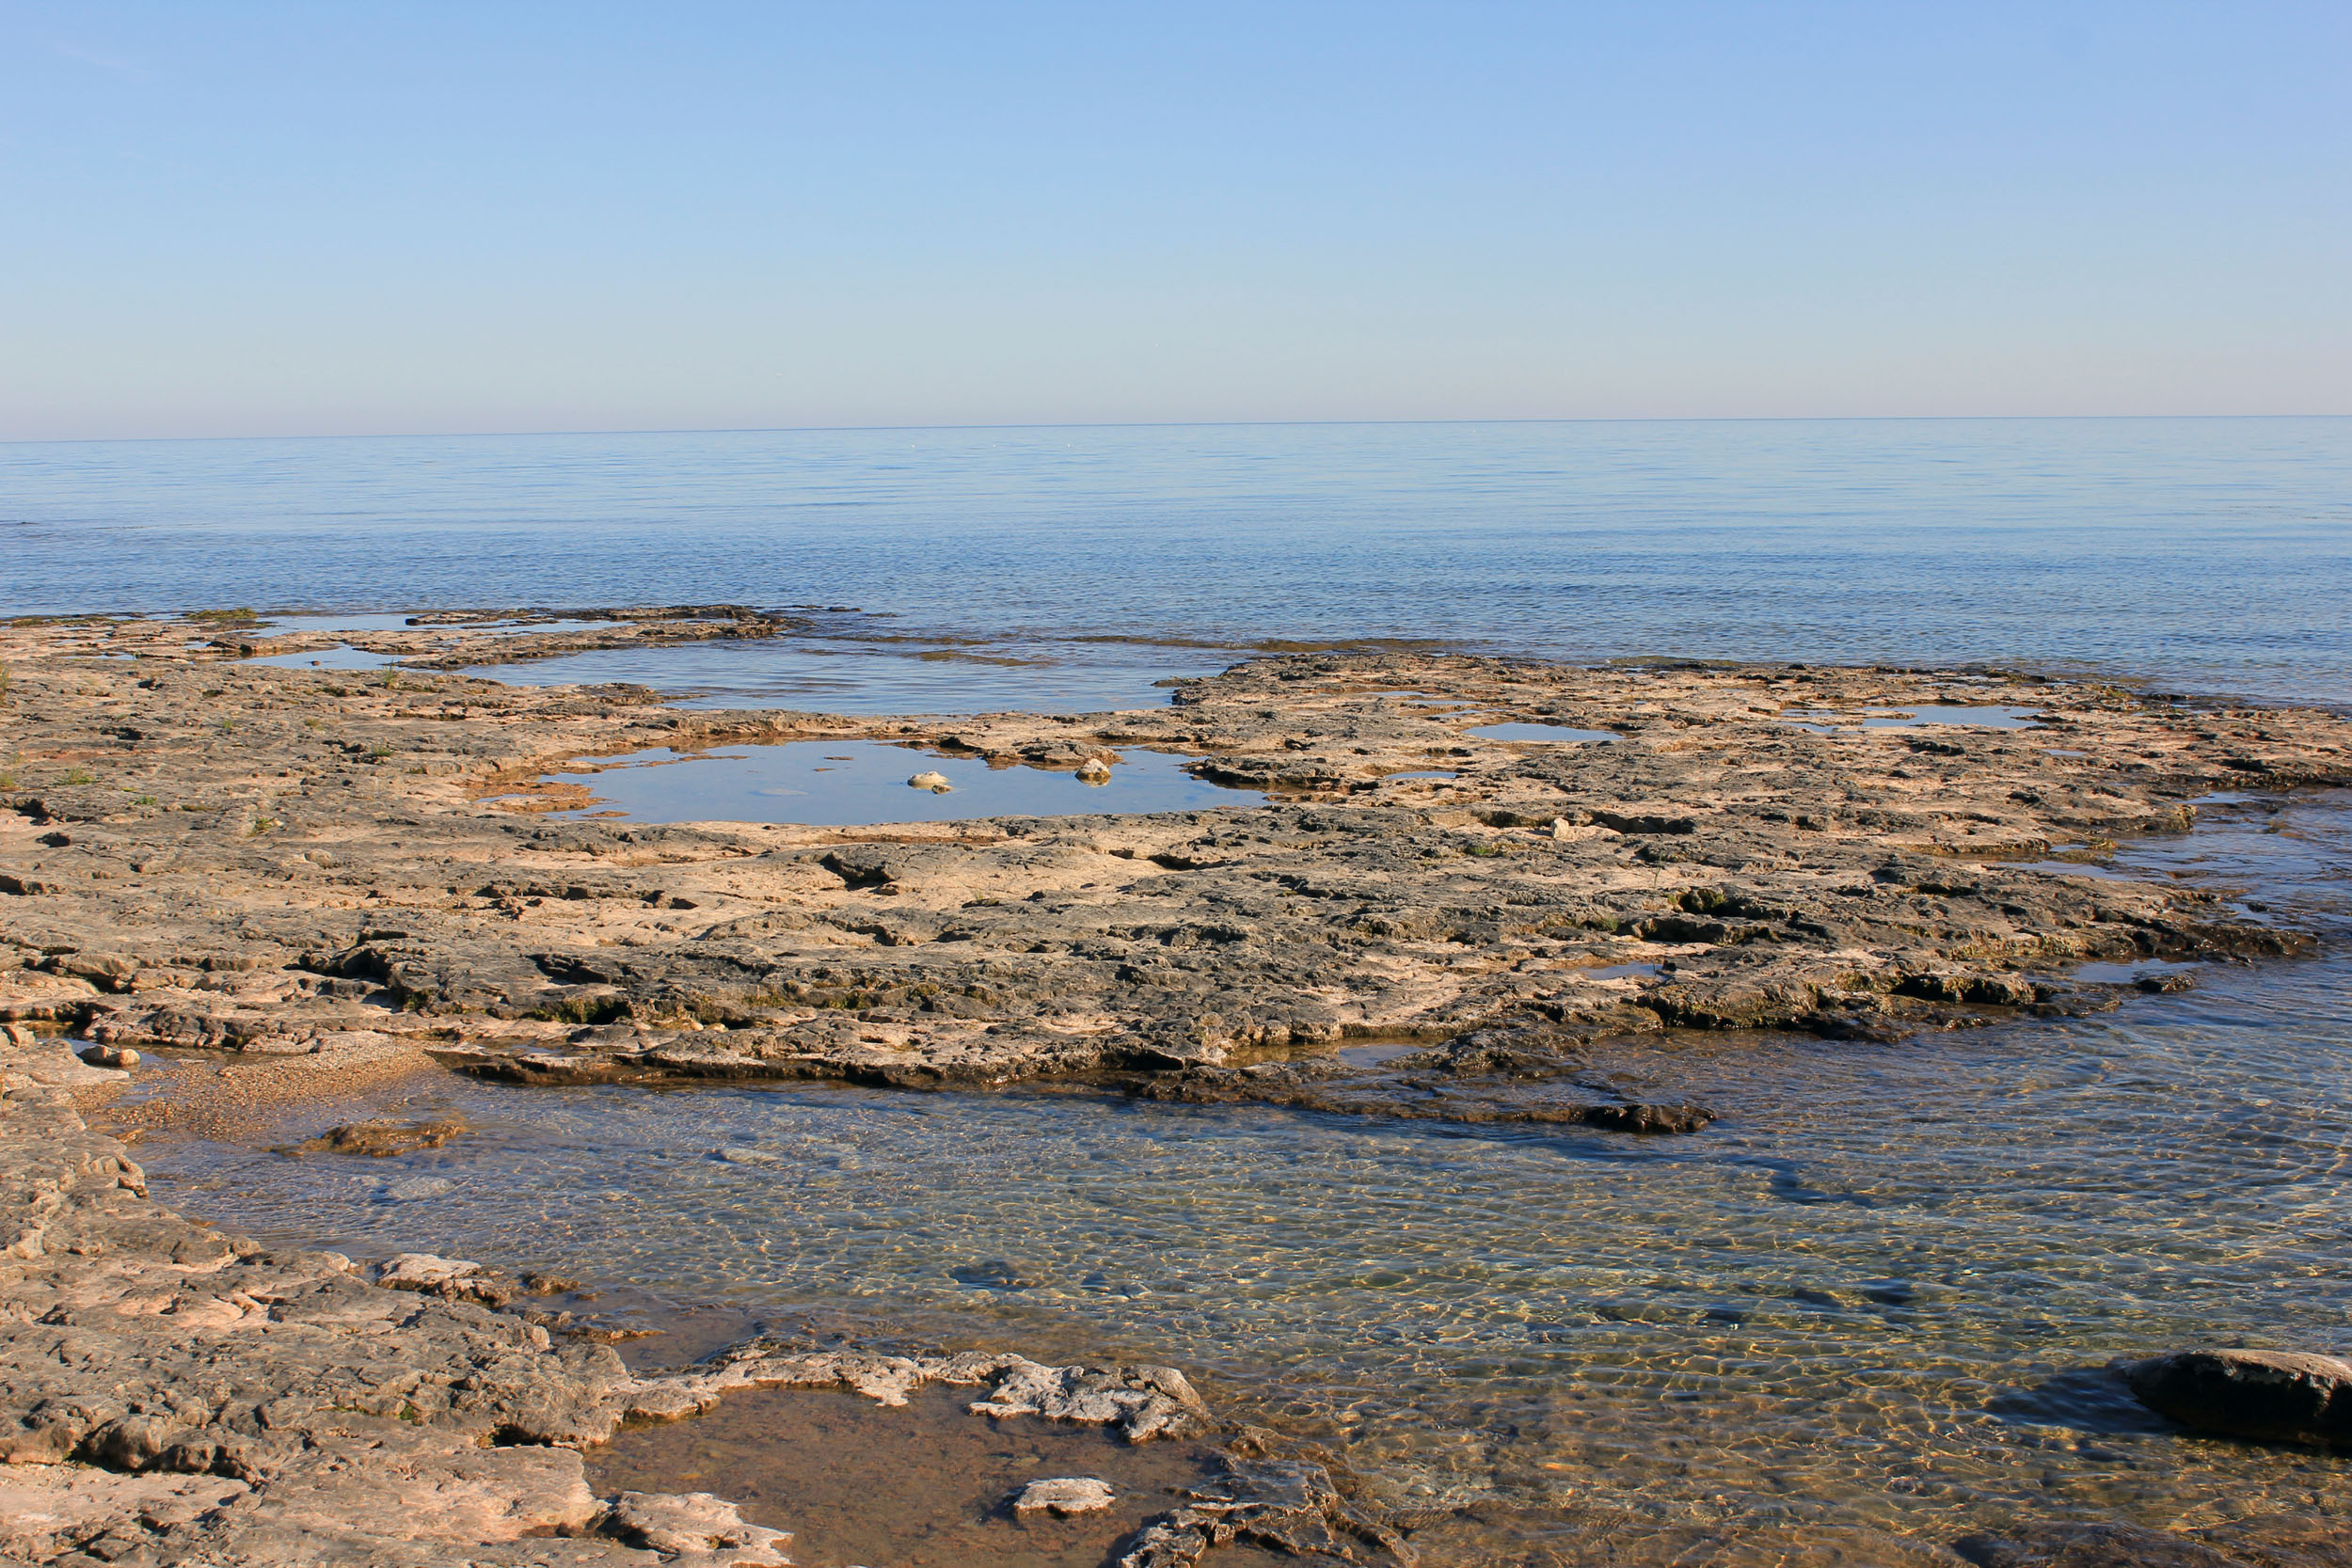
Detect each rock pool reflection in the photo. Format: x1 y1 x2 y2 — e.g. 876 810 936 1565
534 740 1263 825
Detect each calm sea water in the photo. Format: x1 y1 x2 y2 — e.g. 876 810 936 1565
7 419 2349 705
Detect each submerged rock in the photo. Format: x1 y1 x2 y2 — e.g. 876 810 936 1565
1950 1517 2352 1568
2120 1347 2352 1447
1953 1521 2255 1567
281 1114 464 1156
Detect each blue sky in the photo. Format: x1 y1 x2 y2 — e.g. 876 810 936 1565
3 2 2346 437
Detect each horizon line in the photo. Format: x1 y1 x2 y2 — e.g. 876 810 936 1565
7 410 2350 449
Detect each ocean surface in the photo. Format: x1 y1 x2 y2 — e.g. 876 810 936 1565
7 418 2350 706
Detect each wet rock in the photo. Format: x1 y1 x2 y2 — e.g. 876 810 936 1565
628 1339 1210 1442
1583 1100 1714 1134
970 1359 1210 1441
2120 1347 2352 1447
372 1249 520 1306
281 1114 464 1156
376 1250 486 1291
597 1490 792 1563
1010 1476 1116 1515
1118 1448 1406 1566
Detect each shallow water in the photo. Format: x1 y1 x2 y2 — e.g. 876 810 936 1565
586 1385 1273 1568
9 419 2350 706
129 792 2352 1560
464 636 1225 716
1466 723 1622 743
245 643 404 671
532 741 1262 826
1780 705 2048 735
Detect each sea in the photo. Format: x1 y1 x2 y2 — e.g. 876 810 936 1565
7 418 2350 706
11 418 2351 1564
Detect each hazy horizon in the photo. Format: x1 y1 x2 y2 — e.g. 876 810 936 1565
7 2 2347 440
9 411 2352 451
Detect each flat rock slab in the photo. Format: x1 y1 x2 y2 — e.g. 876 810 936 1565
7 619 2349 1128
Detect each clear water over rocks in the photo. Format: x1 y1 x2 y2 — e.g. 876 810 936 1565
132 792 2352 1560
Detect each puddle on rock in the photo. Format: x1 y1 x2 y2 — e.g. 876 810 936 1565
1997 859 2140 881
588 1385 1275 1568
1334 1039 1426 1069
1782 704 2046 734
244 612 429 638
1466 723 1621 743
532 741 1263 826
245 644 406 671
248 611 626 639
469 637 1227 715
2071 958 2203 985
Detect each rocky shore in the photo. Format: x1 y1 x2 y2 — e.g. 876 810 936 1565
8 611 2349 1107
6 608 2352 1563
2 1025 1248 1563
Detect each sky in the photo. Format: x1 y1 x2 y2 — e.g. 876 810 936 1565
2 1 2347 439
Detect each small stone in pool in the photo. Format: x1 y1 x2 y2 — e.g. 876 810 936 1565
383 1176 455 1201
950 1259 1041 1290
907 770 952 792
1010 1476 1116 1516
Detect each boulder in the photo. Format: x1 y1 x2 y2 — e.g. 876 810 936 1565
2120 1348 2352 1447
